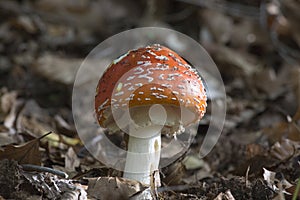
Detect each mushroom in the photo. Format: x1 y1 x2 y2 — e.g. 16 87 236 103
95 44 207 186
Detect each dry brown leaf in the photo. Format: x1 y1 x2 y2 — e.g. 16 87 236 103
286 183 300 199
55 115 76 137
162 161 186 185
0 132 17 146
214 190 236 200
87 177 146 200
264 103 300 142
16 100 53 137
32 0 141 37
212 45 261 76
65 147 80 172
268 120 300 142
22 170 87 200
291 68 300 103
280 0 300 46
182 161 212 184
35 54 81 85
0 132 52 165
0 90 24 133
182 155 206 170
0 90 18 114
252 67 286 100
35 54 111 86
4 99 24 132
270 139 299 161
263 168 293 195
11 15 38 34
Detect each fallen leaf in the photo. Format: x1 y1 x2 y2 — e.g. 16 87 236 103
182 154 206 170
87 177 146 200
11 15 38 34
0 90 18 114
279 0 300 46
263 168 293 194
22 170 87 200
210 45 262 76
0 132 17 146
286 182 300 199
129 187 154 200
252 67 287 100
182 162 212 184
32 0 142 37
263 104 300 142
4 99 24 132
16 100 53 138
162 161 186 185
264 122 287 142
0 90 24 133
65 147 80 172
214 190 236 200
35 54 81 85
0 132 52 165
54 115 76 137
270 139 299 161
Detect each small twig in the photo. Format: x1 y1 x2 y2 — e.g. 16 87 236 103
21 164 68 178
39 131 53 140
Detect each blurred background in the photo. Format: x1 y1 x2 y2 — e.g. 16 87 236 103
0 0 300 199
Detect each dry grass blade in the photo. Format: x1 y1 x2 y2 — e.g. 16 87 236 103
0 131 52 165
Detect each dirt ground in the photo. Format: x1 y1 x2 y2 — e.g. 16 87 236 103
0 0 299 199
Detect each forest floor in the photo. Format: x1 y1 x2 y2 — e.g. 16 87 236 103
0 0 299 199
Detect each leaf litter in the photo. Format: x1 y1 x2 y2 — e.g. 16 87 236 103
0 132 52 165
0 0 300 199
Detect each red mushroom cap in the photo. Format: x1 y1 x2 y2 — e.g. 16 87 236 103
95 44 207 134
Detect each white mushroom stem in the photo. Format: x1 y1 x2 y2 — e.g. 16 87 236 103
123 127 161 186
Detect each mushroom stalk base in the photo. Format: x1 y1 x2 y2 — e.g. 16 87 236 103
123 132 161 186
